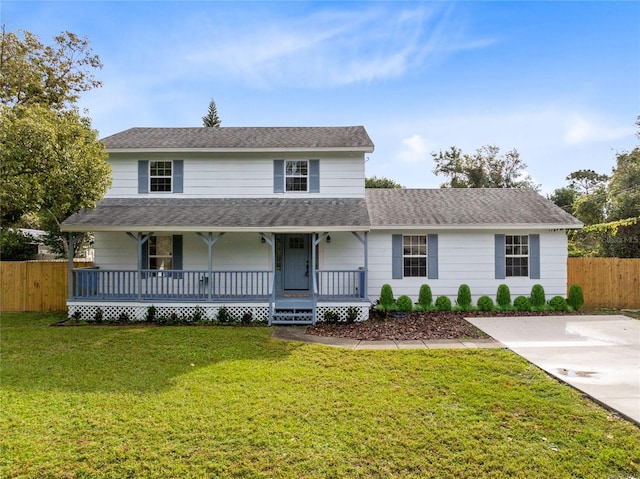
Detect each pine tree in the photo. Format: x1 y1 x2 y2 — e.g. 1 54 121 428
202 99 221 127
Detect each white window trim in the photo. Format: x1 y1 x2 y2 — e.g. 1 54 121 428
284 160 309 193
403 235 428 278
505 234 529 277
149 160 173 193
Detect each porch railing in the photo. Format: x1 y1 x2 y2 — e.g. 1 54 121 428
315 269 365 299
72 269 272 301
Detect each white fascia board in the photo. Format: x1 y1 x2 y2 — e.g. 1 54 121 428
61 225 371 233
106 147 374 154
368 223 584 231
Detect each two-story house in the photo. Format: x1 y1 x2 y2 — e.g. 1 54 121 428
61 126 582 323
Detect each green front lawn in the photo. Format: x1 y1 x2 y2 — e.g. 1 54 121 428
1 313 639 478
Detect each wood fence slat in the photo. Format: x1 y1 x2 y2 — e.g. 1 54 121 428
1 260 91 312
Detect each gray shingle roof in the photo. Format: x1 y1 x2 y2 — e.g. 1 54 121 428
101 126 374 151
62 198 370 232
365 188 583 228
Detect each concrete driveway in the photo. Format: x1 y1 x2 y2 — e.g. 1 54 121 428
467 315 640 425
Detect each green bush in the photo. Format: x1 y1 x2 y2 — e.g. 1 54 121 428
146 305 157 322
496 284 511 309
418 284 433 308
346 307 359 324
396 295 413 312
530 284 546 309
323 310 339 323
379 284 395 309
216 306 233 323
456 284 472 311
549 296 569 312
477 295 494 312
435 296 452 312
567 284 584 311
513 295 531 312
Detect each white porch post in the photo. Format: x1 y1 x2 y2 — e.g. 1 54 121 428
196 232 224 300
126 232 153 301
351 231 369 299
67 233 77 299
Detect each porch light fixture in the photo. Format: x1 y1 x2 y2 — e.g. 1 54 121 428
261 236 266 243
326 235 331 244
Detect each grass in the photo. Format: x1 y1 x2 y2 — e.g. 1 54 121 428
1 313 639 478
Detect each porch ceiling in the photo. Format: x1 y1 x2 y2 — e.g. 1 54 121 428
61 197 371 232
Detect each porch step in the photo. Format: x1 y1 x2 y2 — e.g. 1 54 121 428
271 308 314 325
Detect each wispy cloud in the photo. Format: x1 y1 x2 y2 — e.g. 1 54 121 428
177 4 495 89
564 114 634 145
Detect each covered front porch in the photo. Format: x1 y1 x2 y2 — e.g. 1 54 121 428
62 197 373 324
67 231 370 324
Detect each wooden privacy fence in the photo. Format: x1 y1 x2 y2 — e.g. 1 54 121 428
1 261 92 313
1 259 639 312
567 257 640 309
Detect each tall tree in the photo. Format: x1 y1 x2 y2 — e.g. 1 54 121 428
1 27 102 110
365 176 404 188
202 99 221 127
432 145 538 190
0 28 109 258
566 169 609 195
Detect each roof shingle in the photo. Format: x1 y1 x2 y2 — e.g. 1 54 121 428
101 126 374 150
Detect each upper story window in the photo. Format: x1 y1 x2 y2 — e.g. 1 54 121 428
506 235 529 277
403 235 427 277
285 160 308 192
138 160 183 194
150 161 172 192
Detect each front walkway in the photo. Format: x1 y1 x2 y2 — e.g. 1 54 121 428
271 326 504 350
467 315 640 426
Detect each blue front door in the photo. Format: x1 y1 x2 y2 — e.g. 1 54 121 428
283 234 310 290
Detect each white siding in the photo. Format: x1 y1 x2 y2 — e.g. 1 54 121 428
94 232 271 270
106 152 365 198
367 229 569 304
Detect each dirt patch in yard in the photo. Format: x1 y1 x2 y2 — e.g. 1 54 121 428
306 310 589 341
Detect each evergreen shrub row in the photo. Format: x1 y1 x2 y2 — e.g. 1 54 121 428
375 283 584 314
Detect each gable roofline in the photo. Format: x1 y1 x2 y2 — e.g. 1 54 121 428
106 147 374 154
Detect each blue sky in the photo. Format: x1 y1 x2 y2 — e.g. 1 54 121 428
3 1 639 194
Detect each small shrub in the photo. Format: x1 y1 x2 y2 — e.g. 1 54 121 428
435 295 452 312
241 312 253 325
477 295 494 312
530 284 546 309
146 305 157 322
418 284 433 308
71 310 82 321
93 307 103 323
118 312 130 323
496 284 511 309
456 284 472 311
323 310 339 323
216 306 233 324
379 284 395 308
345 306 359 324
549 296 569 312
567 284 584 311
396 295 413 312
192 306 205 323
513 295 531 312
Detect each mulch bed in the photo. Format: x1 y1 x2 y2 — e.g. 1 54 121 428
306 310 583 341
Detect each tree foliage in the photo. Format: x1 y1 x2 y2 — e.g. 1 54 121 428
551 122 640 257
202 98 221 127
1 27 102 111
432 145 538 190
365 176 404 188
0 27 109 258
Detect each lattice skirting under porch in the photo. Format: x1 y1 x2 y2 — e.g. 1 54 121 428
67 302 270 322
67 301 370 323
